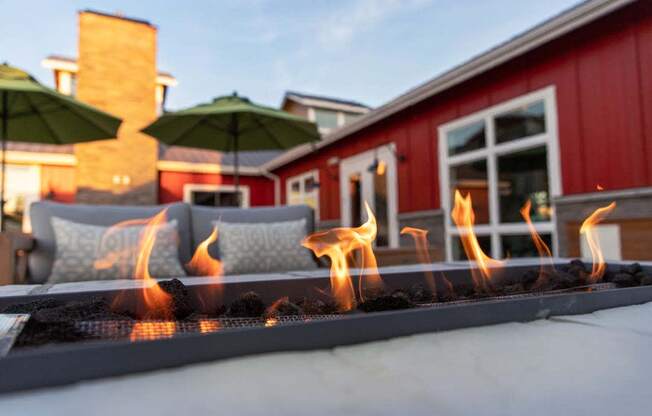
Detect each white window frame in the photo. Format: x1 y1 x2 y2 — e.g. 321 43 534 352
340 143 400 248
286 170 320 221
182 183 250 208
438 86 562 261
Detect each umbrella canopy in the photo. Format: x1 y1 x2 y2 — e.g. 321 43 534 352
141 93 320 200
0 63 122 230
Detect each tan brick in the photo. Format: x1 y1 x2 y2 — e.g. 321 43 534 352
74 11 159 205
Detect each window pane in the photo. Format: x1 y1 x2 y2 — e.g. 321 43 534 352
498 146 550 223
451 235 492 261
349 173 362 226
447 120 485 156
314 109 339 129
373 168 389 247
191 191 216 206
216 192 241 207
449 160 489 224
495 100 545 144
501 234 552 258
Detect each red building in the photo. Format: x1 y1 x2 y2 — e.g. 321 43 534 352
264 0 652 261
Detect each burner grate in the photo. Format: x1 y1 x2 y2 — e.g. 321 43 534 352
74 315 344 342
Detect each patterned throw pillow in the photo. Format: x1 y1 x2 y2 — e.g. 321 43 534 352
48 217 187 283
214 219 317 275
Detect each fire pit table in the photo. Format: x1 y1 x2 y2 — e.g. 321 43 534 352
1 258 651 397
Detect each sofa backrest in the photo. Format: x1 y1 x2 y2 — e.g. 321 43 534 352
190 204 315 260
28 201 192 283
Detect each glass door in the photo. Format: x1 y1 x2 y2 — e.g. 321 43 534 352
340 145 398 248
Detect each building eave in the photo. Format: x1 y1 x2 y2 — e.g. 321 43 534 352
156 160 262 176
262 0 636 172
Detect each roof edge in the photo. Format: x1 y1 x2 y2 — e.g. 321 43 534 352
262 0 636 172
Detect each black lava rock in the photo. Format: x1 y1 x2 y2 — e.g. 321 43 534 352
31 297 123 323
14 319 96 348
621 263 642 276
226 291 266 317
611 273 638 288
640 274 652 286
264 299 304 319
407 284 435 303
358 290 414 312
157 278 194 319
2 298 63 314
297 298 338 315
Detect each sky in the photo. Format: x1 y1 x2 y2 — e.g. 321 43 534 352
0 0 583 111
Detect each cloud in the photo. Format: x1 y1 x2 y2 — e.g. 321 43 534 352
318 0 432 47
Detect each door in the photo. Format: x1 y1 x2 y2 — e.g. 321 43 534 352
340 145 398 248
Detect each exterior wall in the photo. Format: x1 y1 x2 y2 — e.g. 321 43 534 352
272 2 652 251
40 165 76 203
158 171 275 206
75 11 159 205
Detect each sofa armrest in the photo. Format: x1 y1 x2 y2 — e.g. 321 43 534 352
0 232 35 285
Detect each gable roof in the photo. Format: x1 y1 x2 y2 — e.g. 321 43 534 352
282 91 371 113
263 0 635 172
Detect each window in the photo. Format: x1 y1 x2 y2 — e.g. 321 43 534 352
439 87 560 261
286 170 319 220
313 109 339 130
343 112 363 125
183 184 250 208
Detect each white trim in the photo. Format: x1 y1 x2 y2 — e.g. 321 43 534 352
41 58 78 73
156 160 261 175
438 86 561 260
156 74 178 87
339 143 399 248
3 151 76 166
286 169 320 221
262 0 634 172
182 183 250 208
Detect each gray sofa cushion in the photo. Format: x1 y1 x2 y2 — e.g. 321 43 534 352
190 204 315 261
29 201 192 283
215 218 317 275
48 217 187 283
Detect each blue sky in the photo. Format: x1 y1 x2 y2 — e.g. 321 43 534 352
1 0 582 110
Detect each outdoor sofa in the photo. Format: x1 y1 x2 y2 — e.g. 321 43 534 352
0 201 317 289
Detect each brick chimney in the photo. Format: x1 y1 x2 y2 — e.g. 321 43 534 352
74 10 159 204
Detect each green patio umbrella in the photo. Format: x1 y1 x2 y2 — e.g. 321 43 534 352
0 63 122 230
141 92 320 200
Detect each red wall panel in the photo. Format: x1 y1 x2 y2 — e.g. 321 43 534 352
158 171 274 206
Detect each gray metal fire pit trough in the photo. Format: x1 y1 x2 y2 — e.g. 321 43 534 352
0 260 651 394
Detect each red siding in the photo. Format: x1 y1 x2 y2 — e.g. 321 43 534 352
158 171 274 206
273 1 652 220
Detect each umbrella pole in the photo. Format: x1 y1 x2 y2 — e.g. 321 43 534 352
1 91 7 232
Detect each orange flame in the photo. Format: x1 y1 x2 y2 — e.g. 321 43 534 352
187 226 223 277
400 227 437 293
520 199 554 286
596 184 604 191
580 202 616 283
129 321 176 342
96 209 173 318
302 202 384 311
450 190 502 292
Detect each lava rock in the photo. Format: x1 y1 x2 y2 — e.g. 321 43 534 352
548 270 581 290
264 299 304 319
407 284 435 303
521 269 539 288
611 273 638 288
2 298 63 314
502 283 525 294
621 263 642 276
31 297 125 323
226 291 266 317
14 319 96 348
640 274 652 286
297 298 338 315
358 290 414 312
158 278 194 319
